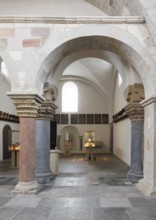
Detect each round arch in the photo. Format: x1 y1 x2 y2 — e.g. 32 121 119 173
36 27 155 99
83 0 143 16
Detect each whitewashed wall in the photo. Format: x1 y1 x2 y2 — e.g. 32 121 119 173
0 72 19 161
113 120 131 165
0 74 17 115
113 73 131 165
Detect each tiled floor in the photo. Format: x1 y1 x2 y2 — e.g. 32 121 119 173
0 154 156 220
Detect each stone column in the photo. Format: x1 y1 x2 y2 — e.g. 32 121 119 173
125 103 144 183
36 101 57 183
124 83 145 184
8 94 43 194
138 97 156 196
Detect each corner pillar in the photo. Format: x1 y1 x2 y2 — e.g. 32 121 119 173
138 97 156 196
125 103 144 183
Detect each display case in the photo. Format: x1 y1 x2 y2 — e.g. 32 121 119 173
84 131 95 161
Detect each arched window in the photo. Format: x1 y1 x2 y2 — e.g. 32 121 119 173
62 82 78 112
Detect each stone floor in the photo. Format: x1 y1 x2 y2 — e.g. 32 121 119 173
0 153 156 220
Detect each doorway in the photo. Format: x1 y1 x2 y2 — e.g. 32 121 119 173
3 125 11 160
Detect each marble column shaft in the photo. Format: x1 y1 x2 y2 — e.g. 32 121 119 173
36 101 57 183
36 119 53 183
20 118 36 182
128 120 144 183
125 103 144 183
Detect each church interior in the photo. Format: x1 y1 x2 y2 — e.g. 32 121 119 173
0 0 156 219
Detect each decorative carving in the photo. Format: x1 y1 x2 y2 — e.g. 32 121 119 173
113 108 128 123
0 110 19 122
125 103 144 120
124 83 145 103
113 104 144 122
37 102 57 120
43 82 58 102
8 94 44 118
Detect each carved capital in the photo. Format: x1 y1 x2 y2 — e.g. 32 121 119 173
125 103 144 120
37 101 58 120
8 94 44 118
43 82 58 102
124 83 145 103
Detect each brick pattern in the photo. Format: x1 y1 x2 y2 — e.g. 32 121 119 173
31 28 50 38
23 39 42 47
0 28 14 38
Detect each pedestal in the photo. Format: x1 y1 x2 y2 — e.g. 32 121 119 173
64 143 71 155
50 149 60 175
85 147 95 161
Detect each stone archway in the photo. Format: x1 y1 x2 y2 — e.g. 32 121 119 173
3 125 11 160
3 18 156 195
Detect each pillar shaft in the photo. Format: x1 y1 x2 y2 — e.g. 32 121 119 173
35 99 57 183
138 97 156 196
20 118 36 182
125 103 144 183
128 120 144 183
36 119 53 183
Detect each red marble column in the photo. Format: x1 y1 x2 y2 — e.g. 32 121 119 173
8 94 44 194
19 118 36 182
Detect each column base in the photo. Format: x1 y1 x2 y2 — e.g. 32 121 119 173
36 171 54 183
137 179 156 197
12 181 43 195
127 170 143 183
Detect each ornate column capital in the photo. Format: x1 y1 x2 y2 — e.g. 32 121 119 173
8 94 44 118
37 101 58 120
125 103 144 120
124 83 144 120
124 83 145 103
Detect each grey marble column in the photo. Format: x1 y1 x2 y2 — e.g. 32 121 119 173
35 87 58 183
128 119 144 183
36 119 53 183
125 103 144 183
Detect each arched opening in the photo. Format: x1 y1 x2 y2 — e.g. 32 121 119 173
62 82 78 113
38 34 148 167
3 125 12 160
